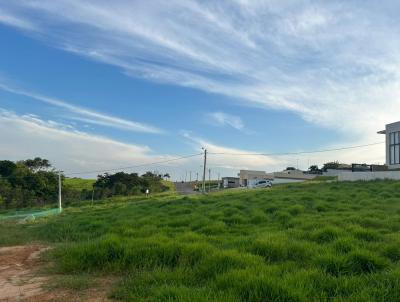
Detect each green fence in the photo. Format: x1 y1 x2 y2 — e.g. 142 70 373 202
0 208 60 222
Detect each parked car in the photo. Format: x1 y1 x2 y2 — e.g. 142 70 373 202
253 180 272 188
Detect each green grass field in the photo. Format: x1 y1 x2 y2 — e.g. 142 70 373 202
1 180 400 301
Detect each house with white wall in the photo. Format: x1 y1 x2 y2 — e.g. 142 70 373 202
238 170 273 187
378 121 400 170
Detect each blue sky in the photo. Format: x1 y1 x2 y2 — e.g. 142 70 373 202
0 1 396 179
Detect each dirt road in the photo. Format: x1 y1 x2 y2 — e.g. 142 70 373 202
174 182 199 195
0 245 49 301
0 245 113 301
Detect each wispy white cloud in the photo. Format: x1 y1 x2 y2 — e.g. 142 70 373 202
0 109 182 178
181 130 283 171
0 9 36 30
0 83 163 134
206 112 244 131
1 1 400 141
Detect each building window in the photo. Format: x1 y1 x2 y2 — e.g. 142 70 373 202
389 132 400 165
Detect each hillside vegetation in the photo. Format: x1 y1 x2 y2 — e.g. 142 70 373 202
0 157 171 209
1 180 400 301
64 178 96 191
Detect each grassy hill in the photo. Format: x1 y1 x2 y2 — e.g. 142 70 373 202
64 178 96 191
1 180 400 301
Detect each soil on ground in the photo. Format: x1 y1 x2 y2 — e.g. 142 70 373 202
0 245 113 301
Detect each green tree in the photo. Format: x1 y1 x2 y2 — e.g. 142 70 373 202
322 161 340 172
21 157 51 172
308 165 321 174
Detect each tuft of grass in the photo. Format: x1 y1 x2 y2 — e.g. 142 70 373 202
345 250 388 274
311 227 342 244
352 227 381 242
287 205 305 216
215 269 306 302
47 274 94 291
249 236 311 263
382 244 400 262
331 237 357 254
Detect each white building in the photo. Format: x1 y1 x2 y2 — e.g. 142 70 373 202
378 121 400 169
273 169 316 180
238 170 273 187
222 177 239 188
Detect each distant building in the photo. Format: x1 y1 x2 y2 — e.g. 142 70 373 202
273 169 316 180
222 177 239 188
378 121 400 170
238 170 273 187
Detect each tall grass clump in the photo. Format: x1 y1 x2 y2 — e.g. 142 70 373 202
248 236 311 263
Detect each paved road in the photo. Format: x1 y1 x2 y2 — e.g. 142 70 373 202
174 182 199 195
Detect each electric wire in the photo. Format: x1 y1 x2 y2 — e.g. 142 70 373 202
64 153 203 176
0 141 386 178
207 142 384 156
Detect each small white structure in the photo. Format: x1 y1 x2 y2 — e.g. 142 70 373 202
378 121 400 169
273 169 316 180
222 177 240 188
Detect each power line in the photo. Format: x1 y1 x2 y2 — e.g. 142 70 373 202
0 172 58 180
0 142 386 179
64 153 203 176
207 142 384 157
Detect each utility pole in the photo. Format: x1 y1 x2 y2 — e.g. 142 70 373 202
185 171 187 182
218 172 220 189
189 171 192 182
196 172 199 182
202 148 207 193
91 187 95 206
208 168 211 192
58 171 63 213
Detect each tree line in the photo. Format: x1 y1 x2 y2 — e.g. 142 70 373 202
0 158 58 208
0 158 169 209
76 171 169 201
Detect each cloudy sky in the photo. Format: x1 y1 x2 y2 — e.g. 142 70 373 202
0 0 397 179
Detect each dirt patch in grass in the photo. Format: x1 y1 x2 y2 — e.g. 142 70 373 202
0 245 50 301
0 245 114 301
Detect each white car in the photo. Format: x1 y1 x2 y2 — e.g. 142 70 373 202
253 180 272 188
